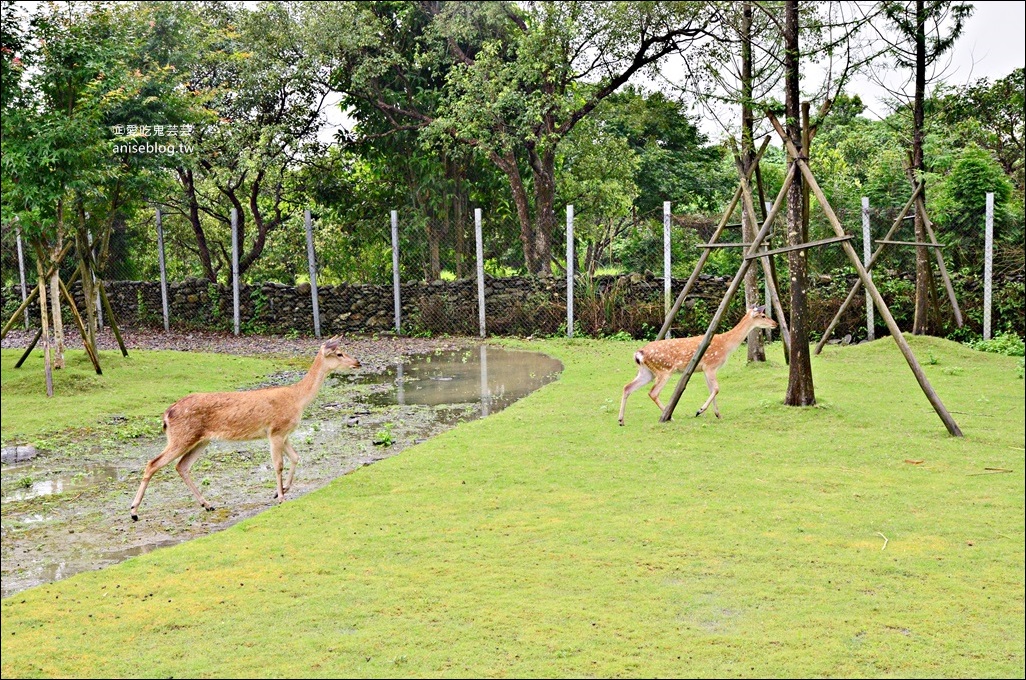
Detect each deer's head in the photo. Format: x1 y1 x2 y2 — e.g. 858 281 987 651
321 337 361 370
748 305 778 330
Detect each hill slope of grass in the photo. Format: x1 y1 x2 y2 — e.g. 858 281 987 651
2 336 1023 677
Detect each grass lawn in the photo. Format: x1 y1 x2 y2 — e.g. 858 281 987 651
1 348 287 442
1 336 1023 677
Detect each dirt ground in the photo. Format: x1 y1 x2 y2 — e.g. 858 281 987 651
1 329 485 599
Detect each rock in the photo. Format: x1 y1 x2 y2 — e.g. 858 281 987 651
1 445 39 464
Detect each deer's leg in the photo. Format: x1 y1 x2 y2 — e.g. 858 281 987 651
269 434 286 501
697 370 720 418
648 372 672 412
131 438 196 521
619 364 654 425
282 438 300 495
175 442 214 511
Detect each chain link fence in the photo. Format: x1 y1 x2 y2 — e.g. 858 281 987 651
3 195 1014 342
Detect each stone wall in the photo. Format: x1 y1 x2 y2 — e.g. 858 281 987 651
3 271 1023 340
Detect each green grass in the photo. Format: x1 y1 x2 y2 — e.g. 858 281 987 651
1 348 286 442
2 336 1023 677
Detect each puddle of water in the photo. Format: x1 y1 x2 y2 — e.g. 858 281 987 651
354 346 562 419
1 464 121 503
1 346 562 599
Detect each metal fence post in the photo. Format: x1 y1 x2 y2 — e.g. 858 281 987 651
566 204 574 338
391 210 401 335
862 197 874 341
156 207 170 332
15 226 28 329
663 201 672 338
983 192 994 340
475 208 486 338
304 209 321 338
231 207 240 336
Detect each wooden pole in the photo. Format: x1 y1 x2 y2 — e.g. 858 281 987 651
97 282 128 357
768 111 962 437
656 138 771 341
814 183 923 354
58 277 102 375
660 164 796 422
304 209 321 338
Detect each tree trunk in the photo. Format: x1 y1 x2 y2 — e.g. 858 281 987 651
178 168 217 283
911 0 931 335
77 223 97 350
741 0 765 362
34 258 54 397
783 0 815 406
49 204 66 370
529 147 557 277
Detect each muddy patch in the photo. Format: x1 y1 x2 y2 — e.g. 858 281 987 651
1 340 561 599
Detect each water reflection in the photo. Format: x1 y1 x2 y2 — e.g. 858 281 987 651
360 346 562 420
1 465 121 503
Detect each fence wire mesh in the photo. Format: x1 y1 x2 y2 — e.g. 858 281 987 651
1 196 1000 342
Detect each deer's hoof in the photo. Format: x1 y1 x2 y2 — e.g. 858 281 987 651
131 513 139 522
205 505 215 512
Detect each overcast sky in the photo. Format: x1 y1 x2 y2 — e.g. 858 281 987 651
850 0 1026 119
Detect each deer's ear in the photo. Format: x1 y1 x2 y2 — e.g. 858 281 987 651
323 338 340 352
756 305 766 314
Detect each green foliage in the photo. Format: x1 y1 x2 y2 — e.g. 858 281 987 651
967 332 1026 357
1 349 281 441
933 145 1015 264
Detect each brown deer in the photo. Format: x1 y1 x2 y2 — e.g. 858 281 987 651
619 306 777 425
130 337 361 520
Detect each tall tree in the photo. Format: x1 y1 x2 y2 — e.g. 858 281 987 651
1 2 178 375
146 1 329 284
307 1 716 276
877 0 972 334
782 0 816 406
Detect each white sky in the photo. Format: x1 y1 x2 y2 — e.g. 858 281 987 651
849 0 1026 120
320 1 1025 144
